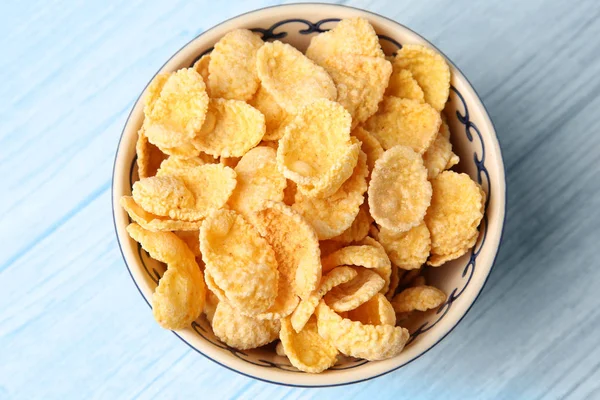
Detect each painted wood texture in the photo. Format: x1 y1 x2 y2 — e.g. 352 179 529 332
1 0 599 398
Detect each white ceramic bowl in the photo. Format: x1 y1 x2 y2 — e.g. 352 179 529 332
112 3 506 387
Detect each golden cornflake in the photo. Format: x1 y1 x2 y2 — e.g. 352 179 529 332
192 99 266 158
136 127 167 178
291 266 357 333
208 29 264 100
200 209 279 316
425 171 485 266
256 41 337 114
385 67 425 102
368 145 432 233
351 126 383 177
320 55 392 127
316 301 409 361
277 99 359 198
364 96 441 153
394 44 451 111
280 317 338 373
376 222 431 270
227 147 286 219
253 201 321 300
144 68 209 149
423 119 459 179
306 17 385 65
126 223 205 329
248 85 290 141
292 150 368 239
324 267 385 312
392 285 446 313
212 300 280 350
347 293 396 326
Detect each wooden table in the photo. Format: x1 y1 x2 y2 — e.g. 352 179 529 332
1 0 599 398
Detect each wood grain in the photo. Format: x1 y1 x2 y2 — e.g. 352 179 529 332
1 0 599 398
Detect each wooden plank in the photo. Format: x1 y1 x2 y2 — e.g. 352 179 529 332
0 0 599 398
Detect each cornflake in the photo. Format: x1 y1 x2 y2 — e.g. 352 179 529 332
368 145 432 233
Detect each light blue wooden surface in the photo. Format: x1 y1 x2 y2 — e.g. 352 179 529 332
1 0 600 398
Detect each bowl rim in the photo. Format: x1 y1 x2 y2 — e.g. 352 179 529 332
111 2 506 387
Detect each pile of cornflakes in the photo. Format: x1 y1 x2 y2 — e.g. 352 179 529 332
121 17 485 373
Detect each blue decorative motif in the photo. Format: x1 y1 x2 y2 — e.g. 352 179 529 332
127 17 489 373
252 18 339 39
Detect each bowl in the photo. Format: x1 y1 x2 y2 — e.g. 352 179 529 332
112 3 506 387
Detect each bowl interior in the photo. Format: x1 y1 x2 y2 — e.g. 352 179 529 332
112 4 505 387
